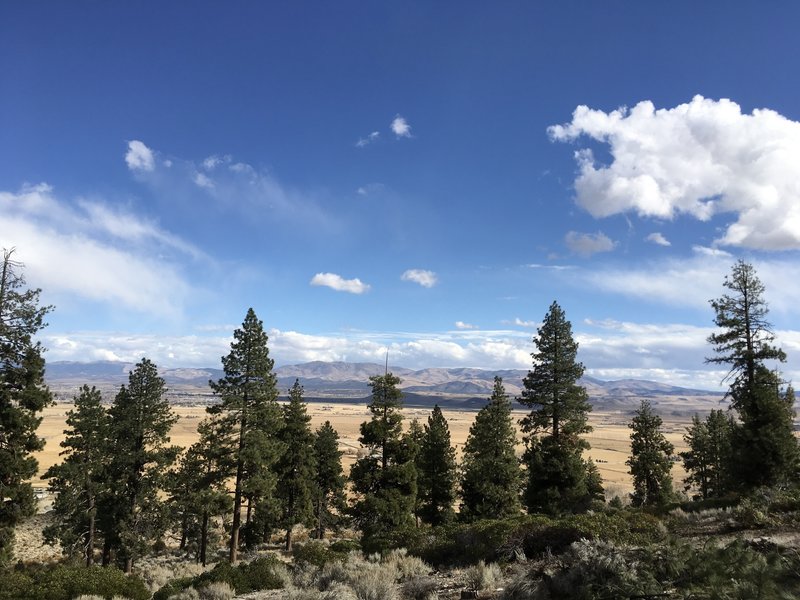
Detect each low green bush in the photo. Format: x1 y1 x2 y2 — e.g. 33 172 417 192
0 564 150 600
292 541 344 567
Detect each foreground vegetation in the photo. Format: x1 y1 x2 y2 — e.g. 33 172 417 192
2 248 799 597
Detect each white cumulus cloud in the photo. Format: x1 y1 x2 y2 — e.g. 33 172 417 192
564 231 616 257
391 115 412 138
310 272 371 294
549 95 800 250
125 140 155 172
401 269 438 288
455 321 477 330
646 232 671 247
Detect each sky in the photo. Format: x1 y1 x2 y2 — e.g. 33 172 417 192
2 2 800 391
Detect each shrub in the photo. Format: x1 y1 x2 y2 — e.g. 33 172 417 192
349 566 400 600
402 575 439 600
197 582 235 600
167 588 200 600
0 565 149 600
329 539 361 554
382 548 430 581
293 541 342 567
464 560 503 592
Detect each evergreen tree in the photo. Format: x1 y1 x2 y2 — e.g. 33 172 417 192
706 260 799 489
350 372 416 552
460 376 522 521
404 418 424 525
0 248 53 563
166 415 233 566
276 380 316 551
43 385 109 565
680 409 734 500
519 301 598 514
627 400 674 507
312 421 346 540
101 358 178 572
417 405 457 526
208 308 283 563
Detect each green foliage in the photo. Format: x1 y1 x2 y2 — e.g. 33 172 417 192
156 555 288 599
350 372 417 552
0 564 149 600
292 541 345 567
519 302 599 515
312 421 346 539
101 358 179 571
460 377 522 522
43 385 109 565
680 409 735 500
277 380 317 550
627 400 674 507
208 308 283 561
706 260 799 490
417 405 457 526
0 248 53 563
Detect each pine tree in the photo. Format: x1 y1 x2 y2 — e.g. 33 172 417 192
460 376 522 521
43 385 109 565
312 421 346 540
418 405 457 526
519 301 598 514
167 415 233 566
706 260 799 489
404 418 424 525
276 380 316 551
680 409 734 500
102 358 178 572
208 308 283 563
0 248 53 563
350 372 416 552
627 400 674 507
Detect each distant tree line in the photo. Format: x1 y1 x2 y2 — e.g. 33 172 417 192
1 245 798 569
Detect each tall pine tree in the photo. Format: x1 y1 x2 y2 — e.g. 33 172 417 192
519 301 598 515
417 405 457 526
43 385 109 566
276 380 316 551
0 248 53 563
680 409 734 500
312 421 346 540
102 358 178 572
350 372 416 552
706 260 799 488
460 376 521 521
209 308 283 563
627 400 674 507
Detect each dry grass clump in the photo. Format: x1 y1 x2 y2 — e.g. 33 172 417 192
197 581 235 600
401 575 439 600
383 548 431 581
136 556 208 593
464 560 504 593
167 588 200 600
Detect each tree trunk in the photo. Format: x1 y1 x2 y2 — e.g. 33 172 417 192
124 556 133 575
102 537 111 566
285 526 293 552
200 511 209 566
86 494 95 567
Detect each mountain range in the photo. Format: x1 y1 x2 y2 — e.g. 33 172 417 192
44 360 725 413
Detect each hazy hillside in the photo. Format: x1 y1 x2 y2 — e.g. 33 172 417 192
45 360 725 413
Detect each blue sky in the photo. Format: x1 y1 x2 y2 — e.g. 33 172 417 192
3 2 800 389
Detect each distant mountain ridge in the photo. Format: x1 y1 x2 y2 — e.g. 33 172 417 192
45 360 724 412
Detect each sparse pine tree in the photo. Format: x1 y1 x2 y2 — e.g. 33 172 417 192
0 248 53 563
208 308 283 562
312 421 346 539
276 380 316 551
167 415 233 566
627 400 674 507
519 301 598 515
706 260 799 489
101 358 178 573
680 409 734 500
43 385 109 565
460 376 522 521
403 418 424 524
350 372 416 552
418 405 457 526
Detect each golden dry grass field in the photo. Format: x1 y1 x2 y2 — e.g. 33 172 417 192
32 401 691 496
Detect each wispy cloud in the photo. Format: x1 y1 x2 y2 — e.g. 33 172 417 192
646 232 671 247
0 183 197 317
310 272 371 294
564 231 616 257
455 321 478 330
550 96 800 250
391 115 412 138
401 269 438 288
125 140 155 172
356 131 380 147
